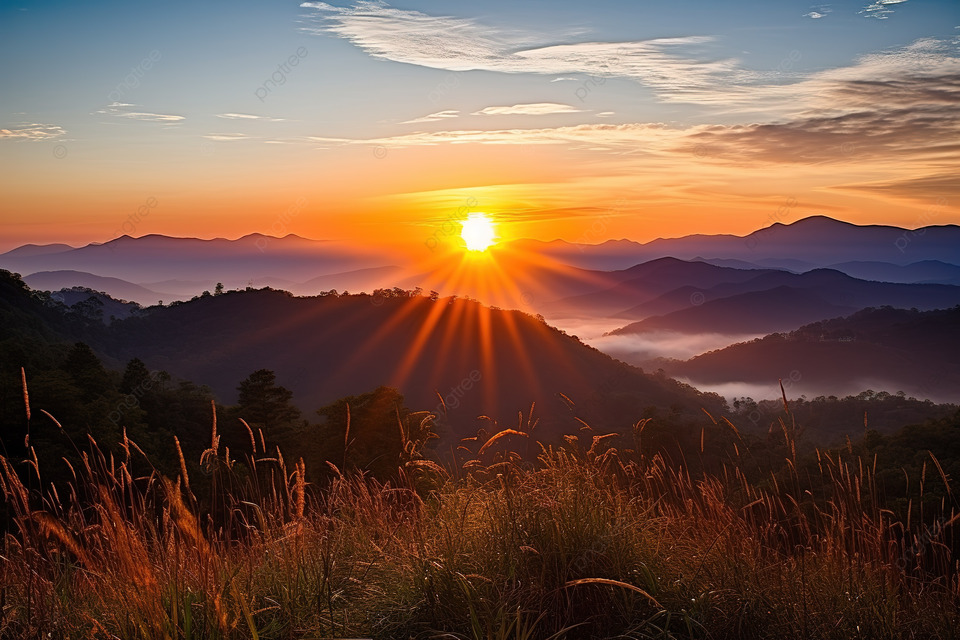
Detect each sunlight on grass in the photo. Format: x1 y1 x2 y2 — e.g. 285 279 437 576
1 393 958 639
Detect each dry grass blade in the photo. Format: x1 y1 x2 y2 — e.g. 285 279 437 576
564 578 662 608
477 429 528 455
405 458 448 478
210 398 219 452
435 390 447 417
20 366 30 422
929 451 952 497
239 417 257 453
39 409 63 430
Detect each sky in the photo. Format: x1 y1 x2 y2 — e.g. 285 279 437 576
1 0 958 253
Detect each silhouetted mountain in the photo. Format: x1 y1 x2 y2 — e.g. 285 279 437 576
0 270 723 440
613 286 856 335
102 290 724 438
0 233 391 290
397 246 638 314
545 257 780 317
691 257 766 270
285 265 405 295
505 216 960 271
23 271 181 305
6 217 958 322
662 307 960 404
822 260 960 286
611 269 960 332
1 243 76 258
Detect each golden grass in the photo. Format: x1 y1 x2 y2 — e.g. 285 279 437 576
0 398 958 639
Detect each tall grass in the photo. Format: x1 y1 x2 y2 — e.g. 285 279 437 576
1 400 958 639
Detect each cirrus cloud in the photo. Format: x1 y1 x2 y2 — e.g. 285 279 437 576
95 102 184 123
0 123 66 140
472 103 584 116
300 1 748 105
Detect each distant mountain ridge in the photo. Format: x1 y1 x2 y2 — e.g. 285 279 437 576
0 233 391 286
659 306 960 404
23 271 181 305
3 216 958 327
507 216 960 271
608 269 960 335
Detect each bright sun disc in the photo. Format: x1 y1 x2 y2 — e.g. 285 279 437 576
461 213 496 251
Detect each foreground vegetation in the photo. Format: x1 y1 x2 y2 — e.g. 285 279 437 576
2 268 959 638
2 393 958 639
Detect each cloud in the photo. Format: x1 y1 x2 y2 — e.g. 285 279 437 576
295 35 958 189
671 39 960 163
306 122 681 149
804 4 832 19
472 103 584 116
202 133 254 141
300 2 748 104
216 113 285 121
835 173 959 203
860 0 908 19
596 112 615 117
300 2 959 120
677 104 960 164
400 109 460 124
96 102 184 123
0 124 66 140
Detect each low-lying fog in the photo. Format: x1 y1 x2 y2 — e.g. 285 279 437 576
548 317 957 404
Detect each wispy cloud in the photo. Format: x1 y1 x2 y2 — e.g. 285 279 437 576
673 40 960 163
0 124 66 140
305 122 681 150
804 5 832 19
677 104 959 164
300 2 747 104
472 103 584 116
860 0 908 19
95 102 184 123
202 133 254 141
836 173 959 203
400 109 460 124
216 113 285 121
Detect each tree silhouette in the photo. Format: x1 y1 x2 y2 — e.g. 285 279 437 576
236 369 303 446
62 342 110 401
120 357 151 394
313 386 420 480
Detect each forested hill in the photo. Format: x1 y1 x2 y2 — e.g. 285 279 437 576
99 287 722 438
1 270 723 441
664 306 960 403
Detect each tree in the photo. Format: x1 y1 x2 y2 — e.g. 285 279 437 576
120 358 151 394
214 282 224 296
62 342 111 401
236 369 303 445
312 386 428 480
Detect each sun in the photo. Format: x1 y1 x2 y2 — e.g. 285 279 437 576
461 213 497 252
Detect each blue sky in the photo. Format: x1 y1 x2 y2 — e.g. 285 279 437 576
1 0 958 250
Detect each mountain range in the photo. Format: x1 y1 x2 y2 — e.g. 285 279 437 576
656 306 960 404
0 270 721 440
4 217 959 320
507 216 960 271
0 234 396 302
606 268 960 336
4 215 959 408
